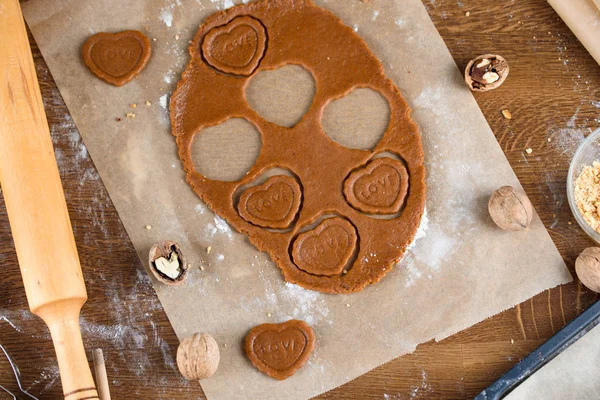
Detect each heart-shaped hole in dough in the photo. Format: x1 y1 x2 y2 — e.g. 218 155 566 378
192 118 261 181
322 87 390 150
246 64 316 128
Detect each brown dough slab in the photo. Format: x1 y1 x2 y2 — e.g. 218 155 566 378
343 157 409 215
292 217 357 276
245 320 315 380
171 0 426 294
237 175 301 229
82 30 151 86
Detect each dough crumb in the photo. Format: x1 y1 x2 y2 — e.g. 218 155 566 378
501 109 512 119
126 112 136 119
145 225 152 230
129 103 137 109
175 34 180 40
146 100 152 106
346 303 350 307
206 246 212 254
575 161 600 233
465 11 470 17
525 148 533 154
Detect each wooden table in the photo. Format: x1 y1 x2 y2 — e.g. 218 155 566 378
1 0 599 398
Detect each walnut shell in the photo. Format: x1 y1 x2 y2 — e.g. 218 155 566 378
575 247 600 293
488 186 533 231
177 333 220 380
148 240 188 285
465 54 509 92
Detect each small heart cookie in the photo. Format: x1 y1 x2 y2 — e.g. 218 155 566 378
245 320 315 380
201 16 266 76
238 175 301 229
292 217 357 276
344 157 409 214
82 30 151 86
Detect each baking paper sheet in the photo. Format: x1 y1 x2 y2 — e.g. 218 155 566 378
506 323 600 399
21 0 572 399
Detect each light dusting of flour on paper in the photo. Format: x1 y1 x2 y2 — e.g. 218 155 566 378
160 7 173 27
211 0 235 10
195 203 207 214
407 207 428 251
280 283 331 326
159 94 168 109
203 216 234 240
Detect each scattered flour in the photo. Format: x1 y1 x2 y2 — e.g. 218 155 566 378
195 203 207 214
371 10 380 21
407 207 429 251
211 0 235 10
280 282 331 326
159 7 173 27
395 18 405 27
203 215 234 240
159 94 168 109
213 215 233 239
409 369 432 398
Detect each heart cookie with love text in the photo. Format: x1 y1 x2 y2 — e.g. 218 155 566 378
238 175 301 229
82 30 151 86
292 217 357 276
344 158 409 215
245 320 315 380
201 16 266 76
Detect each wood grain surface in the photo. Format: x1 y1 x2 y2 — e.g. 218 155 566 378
1 0 599 398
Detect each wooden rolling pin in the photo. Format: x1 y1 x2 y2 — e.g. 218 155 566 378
0 1 99 399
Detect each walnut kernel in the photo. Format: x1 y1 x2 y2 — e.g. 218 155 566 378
465 54 509 92
148 240 188 285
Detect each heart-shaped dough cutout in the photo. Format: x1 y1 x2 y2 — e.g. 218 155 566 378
201 16 266 76
245 320 315 380
238 175 301 229
291 217 357 276
344 157 409 215
82 30 151 86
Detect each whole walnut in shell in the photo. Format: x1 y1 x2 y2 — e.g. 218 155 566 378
488 186 533 231
575 247 600 293
177 333 220 380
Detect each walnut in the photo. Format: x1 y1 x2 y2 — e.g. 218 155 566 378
148 240 188 285
488 186 533 231
575 247 600 293
465 54 509 92
177 333 220 380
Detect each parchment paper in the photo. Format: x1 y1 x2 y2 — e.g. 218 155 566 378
21 1 572 399
506 323 600 399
